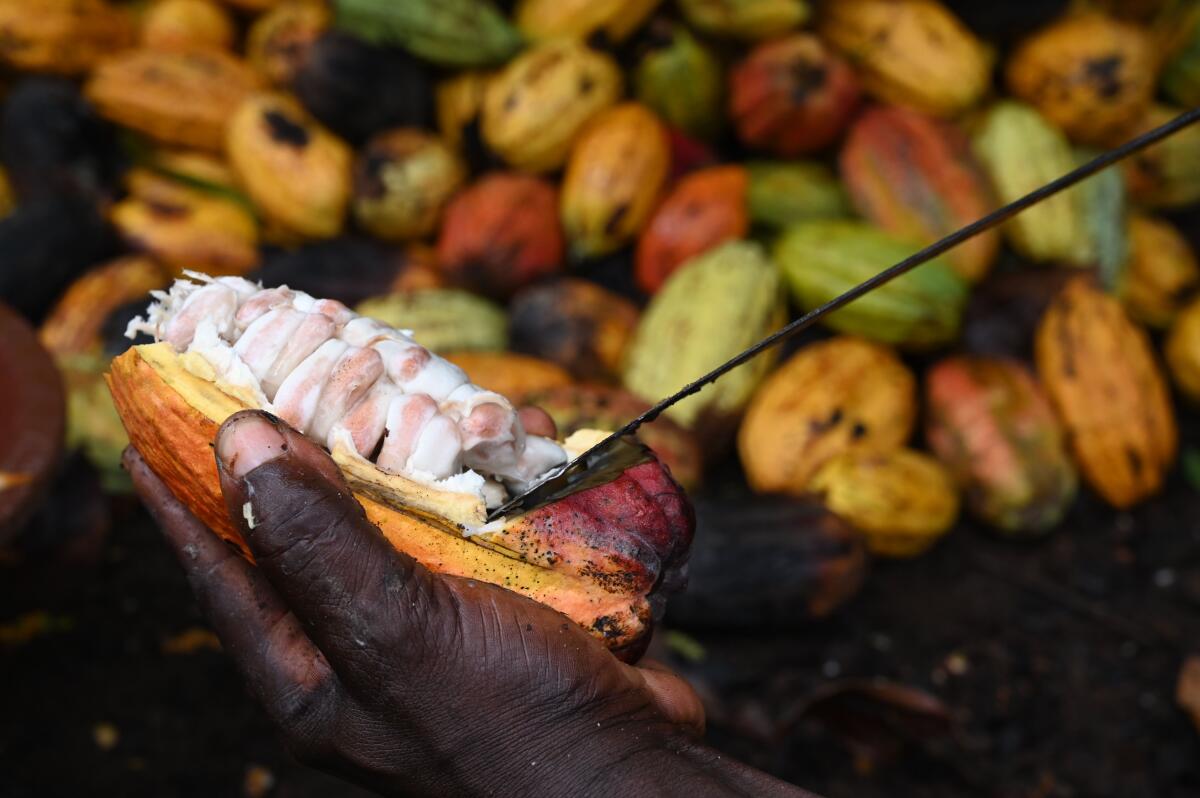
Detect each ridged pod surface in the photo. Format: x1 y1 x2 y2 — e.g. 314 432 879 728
739 336 917 496
926 357 1077 535
635 166 748 295
809 448 959 558
356 290 508 353
677 0 809 40
515 0 661 43
745 161 848 229
482 41 622 174
1118 215 1199 329
1006 12 1156 146
635 22 724 141
561 103 670 259
1035 278 1177 508
623 241 785 433
820 0 992 117
840 105 999 282
333 0 523 68
775 220 968 349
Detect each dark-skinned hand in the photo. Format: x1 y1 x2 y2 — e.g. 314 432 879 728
126 409 816 798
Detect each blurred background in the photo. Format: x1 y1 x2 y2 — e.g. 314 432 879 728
3 0 1200 795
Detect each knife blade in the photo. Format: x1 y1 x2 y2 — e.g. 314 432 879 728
487 105 1200 522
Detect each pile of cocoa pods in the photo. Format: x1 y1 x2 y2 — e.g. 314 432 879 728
3 0 1200 618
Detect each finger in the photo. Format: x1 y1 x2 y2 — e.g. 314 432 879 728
213 411 448 685
634 659 707 737
518 406 557 440
125 446 337 731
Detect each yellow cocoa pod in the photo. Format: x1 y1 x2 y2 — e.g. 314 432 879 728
482 40 622 174
86 48 261 151
820 0 992 117
352 129 465 242
1118 215 1199 328
561 103 670 258
739 336 917 496
141 0 236 52
1007 12 1157 146
1035 278 1177 508
0 0 134 75
246 1 330 86
677 0 809 40
226 91 353 239
809 448 959 558
436 70 492 152
1166 296 1200 404
515 0 662 43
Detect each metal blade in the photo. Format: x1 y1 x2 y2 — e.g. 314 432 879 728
487 105 1200 522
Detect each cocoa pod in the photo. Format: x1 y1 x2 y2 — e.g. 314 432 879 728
436 69 491 155
141 0 235 53
85 49 261 152
59 352 129 491
925 357 1077 535
1123 105 1200 208
635 165 748 295
515 0 662 44
482 40 622 174
745 160 848 229
1035 277 1176 508
524 384 703 490
0 77 126 204
623 241 785 434
665 496 866 629
840 105 999 283
677 0 809 40
355 289 508 353
1006 12 1156 146
809 448 960 558
509 278 640 381
635 22 723 141
1117 215 1199 328
1074 146 1130 287
0 194 117 323
252 238 444 307
1163 14 1200 107
443 351 572 404
775 220 968 349
293 32 435 147
820 0 992 117
0 0 134 75
333 0 522 68
740 336 916 496
1166 296 1200 404
0 304 65 543
972 102 1090 265
111 168 260 277
39 257 168 357
561 103 670 259
436 172 564 300
728 33 861 157
352 128 465 242
226 91 353 240
246 0 329 87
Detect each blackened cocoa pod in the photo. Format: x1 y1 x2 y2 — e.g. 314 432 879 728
0 195 117 323
665 496 867 630
250 237 433 307
293 32 435 146
1 78 126 204
961 266 1074 361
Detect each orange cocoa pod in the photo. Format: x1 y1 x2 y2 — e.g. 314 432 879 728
39 257 169 357
728 33 860 157
635 166 748 294
1035 278 1176 509
442 351 572 404
141 0 236 52
1117 214 1200 329
840 105 999 283
436 173 564 300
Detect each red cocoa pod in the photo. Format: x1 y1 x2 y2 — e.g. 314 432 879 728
728 33 861 157
840 105 1000 283
925 357 1077 535
635 165 749 294
436 172 565 300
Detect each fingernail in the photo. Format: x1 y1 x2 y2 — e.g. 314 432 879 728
216 411 289 479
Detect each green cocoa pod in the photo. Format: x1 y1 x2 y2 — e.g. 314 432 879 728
333 0 522 67
973 101 1090 264
635 22 723 140
623 240 785 435
355 290 508 352
746 161 848 230
1074 147 1129 288
775 220 968 349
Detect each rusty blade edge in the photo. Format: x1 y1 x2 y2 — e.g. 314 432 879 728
488 105 1200 522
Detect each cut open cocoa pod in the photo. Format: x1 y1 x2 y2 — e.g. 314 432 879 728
106 274 693 659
